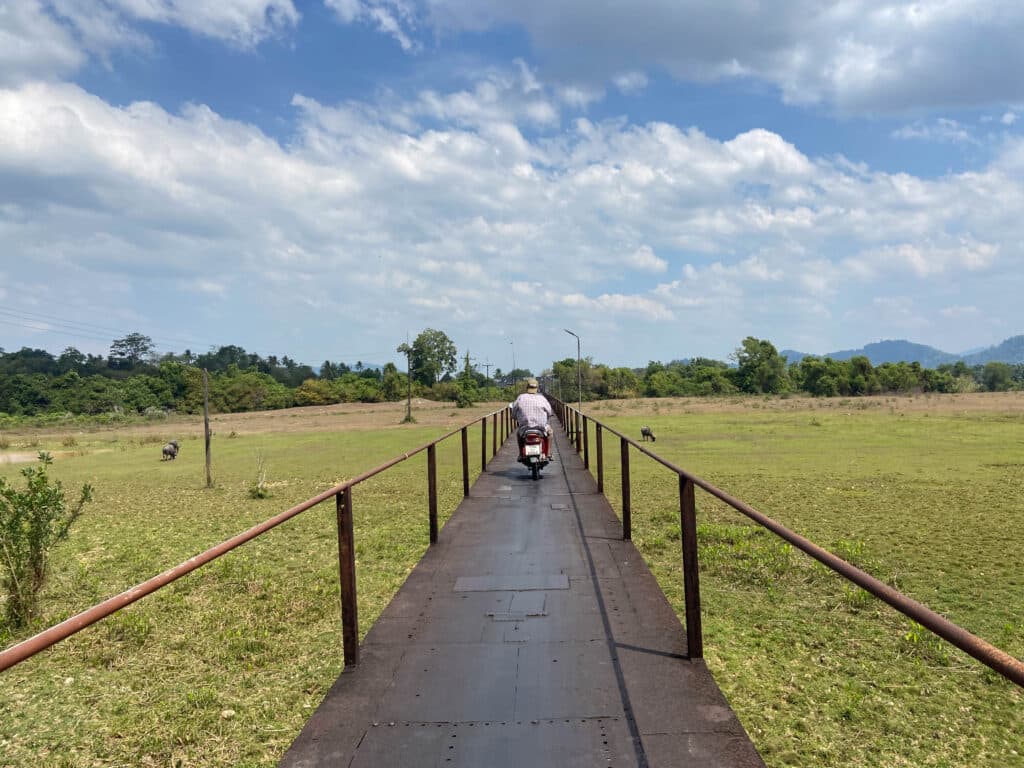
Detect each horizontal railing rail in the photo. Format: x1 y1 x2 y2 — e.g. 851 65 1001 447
1 405 516 673
548 394 1024 689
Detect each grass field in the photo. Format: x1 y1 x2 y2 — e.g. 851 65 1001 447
588 393 1023 768
1 394 1022 767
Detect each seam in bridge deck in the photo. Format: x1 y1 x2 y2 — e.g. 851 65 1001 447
279 425 765 768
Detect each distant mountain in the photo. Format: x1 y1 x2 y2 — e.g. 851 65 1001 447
782 336 1024 367
962 335 1024 365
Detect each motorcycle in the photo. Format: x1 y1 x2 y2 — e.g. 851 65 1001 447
517 426 551 481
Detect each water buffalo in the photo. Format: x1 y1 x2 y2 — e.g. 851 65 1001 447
161 440 180 460
640 426 656 442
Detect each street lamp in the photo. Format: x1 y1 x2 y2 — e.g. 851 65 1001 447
564 329 582 414
510 339 516 389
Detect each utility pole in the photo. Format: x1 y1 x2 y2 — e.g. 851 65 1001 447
398 333 414 423
564 329 582 414
510 339 516 390
203 368 212 488
483 361 492 384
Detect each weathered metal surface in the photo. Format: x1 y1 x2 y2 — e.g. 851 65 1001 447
454 575 570 592
279 427 766 767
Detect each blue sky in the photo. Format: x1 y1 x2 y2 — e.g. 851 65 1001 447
1 0 1023 375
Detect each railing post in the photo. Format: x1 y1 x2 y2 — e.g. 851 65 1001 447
461 427 469 497
596 424 604 493
679 475 703 658
582 415 590 470
481 416 487 472
427 444 438 545
492 412 498 456
336 488 359 666
575 411 582 454
620 437 631 540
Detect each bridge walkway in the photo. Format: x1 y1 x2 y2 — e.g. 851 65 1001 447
279 424 764 767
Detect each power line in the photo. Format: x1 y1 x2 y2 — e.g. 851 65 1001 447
0 305 401 362
0 306 216 352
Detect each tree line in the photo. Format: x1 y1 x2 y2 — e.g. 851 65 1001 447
2 332 1021 420
0 329 522 419
549 337 1024 403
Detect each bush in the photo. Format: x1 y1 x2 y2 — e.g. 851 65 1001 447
0 452 93 628
247 451 270 499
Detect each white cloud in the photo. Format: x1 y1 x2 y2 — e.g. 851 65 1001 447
941 305 980 318
892 118 977 145
562 293 673 321
2 70 1024 364
613 71 648 94
0 0 299 85
324 0 416 50
1002 111 1019 126
624 245 667 273
0 0 85 85
557 84 604 109
849 240 998 279
416 0 1024 114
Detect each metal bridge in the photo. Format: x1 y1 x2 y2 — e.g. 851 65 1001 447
278 420 763 767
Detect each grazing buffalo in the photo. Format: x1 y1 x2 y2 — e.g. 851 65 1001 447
640 426 656 442
161 440 180 460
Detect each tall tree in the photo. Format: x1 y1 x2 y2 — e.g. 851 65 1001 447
409 329 457 386
733 337 789 394
109 333 155 370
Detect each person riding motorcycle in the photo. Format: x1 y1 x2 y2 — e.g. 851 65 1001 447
511 378 553 449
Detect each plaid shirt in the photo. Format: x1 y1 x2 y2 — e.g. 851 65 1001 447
512 392 553 428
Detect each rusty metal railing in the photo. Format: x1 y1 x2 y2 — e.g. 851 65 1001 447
0 405 515 673
549 395 1024 689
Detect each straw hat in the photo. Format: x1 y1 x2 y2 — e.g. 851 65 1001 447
526 378 539 391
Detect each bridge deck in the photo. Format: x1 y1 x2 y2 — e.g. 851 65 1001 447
279 426 764 767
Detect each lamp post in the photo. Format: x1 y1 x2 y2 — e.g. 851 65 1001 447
564 329 582 414
510 339 516 390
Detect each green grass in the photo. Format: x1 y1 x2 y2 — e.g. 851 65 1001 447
2 401 1022 767
1 424 483 767
593 406 1024 767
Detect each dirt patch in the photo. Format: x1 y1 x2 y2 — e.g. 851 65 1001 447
0 450 77 465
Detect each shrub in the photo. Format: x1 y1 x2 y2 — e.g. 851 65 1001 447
247 451 270 499
0 452 93 628
0 434 9 450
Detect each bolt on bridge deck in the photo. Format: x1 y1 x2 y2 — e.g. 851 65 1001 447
279 426 764 767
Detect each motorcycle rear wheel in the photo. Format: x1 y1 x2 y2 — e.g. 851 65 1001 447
531 465 540 481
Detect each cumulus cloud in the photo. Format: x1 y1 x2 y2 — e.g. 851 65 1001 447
412 0 1024 114
847 240 999 279
0 0 299 84
624 246 667 273
2 69 1023 363
0 0 85 85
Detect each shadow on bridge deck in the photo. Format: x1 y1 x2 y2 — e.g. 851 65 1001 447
279 426 765 767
